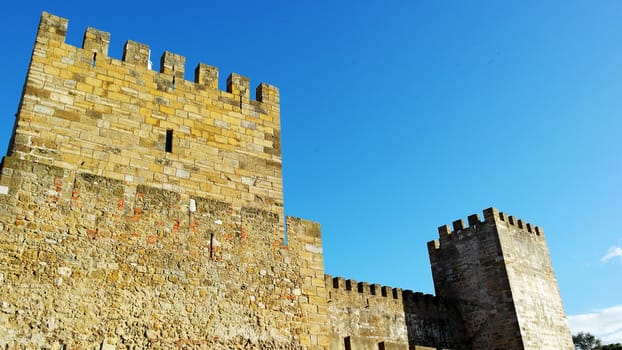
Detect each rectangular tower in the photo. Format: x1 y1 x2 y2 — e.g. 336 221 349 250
427 208 574 349
0 12 328 349
9 13 282 213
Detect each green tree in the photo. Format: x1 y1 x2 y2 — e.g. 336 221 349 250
573 332 602 350
599 344 622 350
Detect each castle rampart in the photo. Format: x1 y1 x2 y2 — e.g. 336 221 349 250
11 12 282 217
0 12 574 350
431 207 543 247
0 12 329 349
325 274 462 349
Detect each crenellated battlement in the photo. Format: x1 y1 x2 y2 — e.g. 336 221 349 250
427 207 571 349
10 12 285 214
325 274 439 303
36 12 279 107
0 11 574 350
486 207 544 235
429 207 544 251
401 289 441 308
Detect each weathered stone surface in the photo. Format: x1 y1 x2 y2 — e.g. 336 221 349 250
0 12 573 350
428 209 574 349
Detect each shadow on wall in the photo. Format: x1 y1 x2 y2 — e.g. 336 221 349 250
402 291 463 350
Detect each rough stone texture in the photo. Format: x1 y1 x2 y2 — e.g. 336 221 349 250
0 12 574 350
325 275 463 350
495 212 573 349
326 277 410 348
0 11 308 350
0 157 319 349
10 12 282 214
428 209 574 350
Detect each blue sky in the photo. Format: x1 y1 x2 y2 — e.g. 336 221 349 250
1 0 621 343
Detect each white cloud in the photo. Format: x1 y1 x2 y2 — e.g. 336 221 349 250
601 246 622 263
568 305 622 344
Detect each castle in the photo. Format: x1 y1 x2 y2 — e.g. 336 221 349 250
0 13 574 349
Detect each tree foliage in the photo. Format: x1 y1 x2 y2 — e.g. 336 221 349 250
574 332 602 350
573 332 622 350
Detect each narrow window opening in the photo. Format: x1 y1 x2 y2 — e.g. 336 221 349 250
344 336 351 350
378 342 386 350
209 233 214 260
165 129 173 153
91 52 97 68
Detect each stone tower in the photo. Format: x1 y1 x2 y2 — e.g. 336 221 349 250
0 12 328 349
427 208 574 349
0 12 575 350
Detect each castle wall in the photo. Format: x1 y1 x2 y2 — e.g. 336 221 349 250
0 12 326 350
11 12 283 215
0 157 325 349
325 276 460 350
326 276 409 350
287 217 330 349
0 11 576 350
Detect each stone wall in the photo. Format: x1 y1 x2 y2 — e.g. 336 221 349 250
492 209 574 349
10 12 282 215
0 11 576 350
287 217 330 349
428 209 574 350
325 276 461 350
326 276 409 350
0 11 324 349
0 157 325 349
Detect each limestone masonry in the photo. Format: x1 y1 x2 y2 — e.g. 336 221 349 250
0 13 574 349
